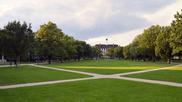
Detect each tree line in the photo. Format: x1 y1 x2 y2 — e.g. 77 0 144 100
0 21 102 65
106 10 182 63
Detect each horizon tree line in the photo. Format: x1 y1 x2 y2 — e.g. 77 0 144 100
106 10 182 64
0 21 102 66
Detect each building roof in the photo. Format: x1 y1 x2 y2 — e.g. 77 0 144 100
95 44 119 48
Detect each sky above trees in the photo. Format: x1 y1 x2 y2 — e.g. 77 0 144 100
0 0 181 46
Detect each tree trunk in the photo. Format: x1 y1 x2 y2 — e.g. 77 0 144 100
152 56 156 62
167 57 171 64
14 56 19 68
48 55 52 64
179 55 181 60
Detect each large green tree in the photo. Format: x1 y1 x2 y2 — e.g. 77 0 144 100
63 35 76 60
0 29 7 59
74 40 87 60
106 48 115 58
170 10 182 58
139 25 161 61
127 35 151 61
91 46 102 59
114 47 123 59
123 45 130 59
3 21 33 66
155 26 172 63
35 21 66 64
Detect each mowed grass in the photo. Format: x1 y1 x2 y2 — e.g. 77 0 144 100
127 66 182 83
69 68 140 74
49 59 173 68
0 65 89 85
0 79 182 102
47 59 175 74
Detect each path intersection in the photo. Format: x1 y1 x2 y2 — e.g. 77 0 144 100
0 64 182 89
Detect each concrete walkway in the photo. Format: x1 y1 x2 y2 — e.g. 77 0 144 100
114 64 182 76
0 64 33 68
116 77 182 87
0 63 181 89
30 64 102 77
0 65 16 68
0 77 100 89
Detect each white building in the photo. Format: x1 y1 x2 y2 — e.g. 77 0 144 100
95 44 118 55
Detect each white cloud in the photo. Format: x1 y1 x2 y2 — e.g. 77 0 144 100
141 0 182 25
0 0 180 45
86 0 182 46
86 28 144 46
0 0 114 30
0 5 13 16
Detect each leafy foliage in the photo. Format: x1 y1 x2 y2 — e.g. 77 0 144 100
155 26 172 63
170 10 182 56
0 21 33 65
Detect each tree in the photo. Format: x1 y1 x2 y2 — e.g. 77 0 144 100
139 25 161 61
124 31 161 61
155 26 172 64
114 47 123 59
74 40 88 60
106 48 115 58
126 35 147 61
0 29 7 60
35 21 66 64
91 46 102 59
170 10 182 59
63 35 76 60
3 21 33 66
123 45 130 59
84 44 92 59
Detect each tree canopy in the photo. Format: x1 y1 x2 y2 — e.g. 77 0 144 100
0 21 33 66
0 21 101 65
123 10 182 63
170 10 182 56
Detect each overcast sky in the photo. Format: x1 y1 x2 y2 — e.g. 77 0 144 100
0 0 181 46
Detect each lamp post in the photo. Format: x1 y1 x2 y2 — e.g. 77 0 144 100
106 38 108 45
105 38 108 55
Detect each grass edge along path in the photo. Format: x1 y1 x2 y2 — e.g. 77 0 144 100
0 65 91 86
126 65 182 83
1 79 182 102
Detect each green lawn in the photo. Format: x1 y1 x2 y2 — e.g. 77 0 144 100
47 59 175 74
127 66 182 83
69 68 140 74
50 59 173 67
0 65 89 85
0 79 182 102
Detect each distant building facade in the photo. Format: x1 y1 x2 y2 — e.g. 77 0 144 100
95 44 119 55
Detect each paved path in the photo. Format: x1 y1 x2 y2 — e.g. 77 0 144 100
0 64 33 68
0 65 16 68
0 77 100 89
116 77 182 87
114 64 182 76
0 63 182 89
30 64 102 77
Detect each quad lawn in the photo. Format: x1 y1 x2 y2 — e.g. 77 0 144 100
0 60 181 102
68 68 140 75
47 59 176 74
0 65 89 86
127 66 182 83
0 79 182 102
